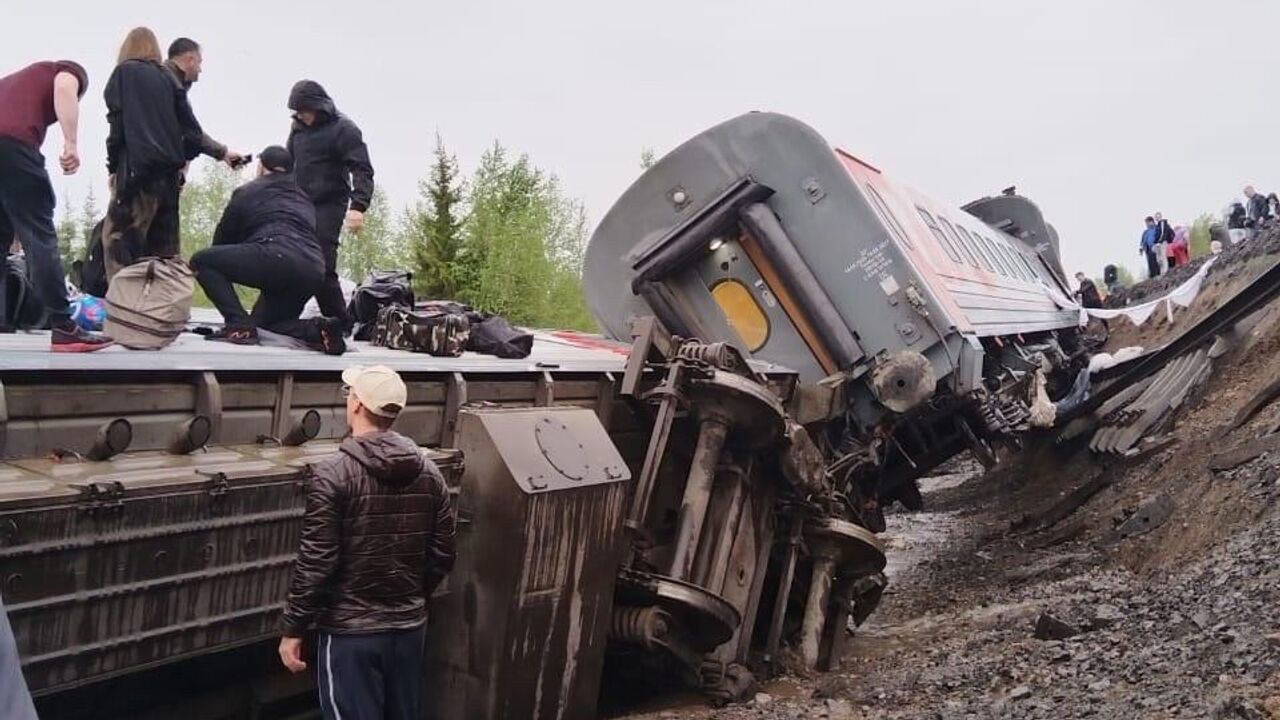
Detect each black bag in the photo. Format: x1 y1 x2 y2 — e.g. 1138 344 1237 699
71 220 109 299
468 314 534 359
371 305 469 357
349 270 414 342
0 255 47 332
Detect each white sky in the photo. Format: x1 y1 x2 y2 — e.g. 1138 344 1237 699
7 0 1280 280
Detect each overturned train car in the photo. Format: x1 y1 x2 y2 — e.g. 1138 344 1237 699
585 111 1086 529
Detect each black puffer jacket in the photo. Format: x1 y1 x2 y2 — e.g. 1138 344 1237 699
285 80 374 212
281 432 456 636
212 171 323 268
104 59 203 196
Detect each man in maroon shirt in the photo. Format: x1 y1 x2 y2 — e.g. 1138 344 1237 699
0 60 113 351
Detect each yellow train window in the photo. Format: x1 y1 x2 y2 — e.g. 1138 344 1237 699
711 280 769 351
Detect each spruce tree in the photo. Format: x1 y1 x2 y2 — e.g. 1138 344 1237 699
409 135 465 299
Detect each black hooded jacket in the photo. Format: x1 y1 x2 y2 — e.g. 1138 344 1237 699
285 81 375 212
104 59 203 196
212 170 323 268
281 431 456 635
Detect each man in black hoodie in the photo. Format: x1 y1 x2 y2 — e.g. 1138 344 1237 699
286 81 374 328
190 146 345 354
279 365 455 720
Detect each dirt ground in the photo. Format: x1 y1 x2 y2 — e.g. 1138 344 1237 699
623 237 1280 719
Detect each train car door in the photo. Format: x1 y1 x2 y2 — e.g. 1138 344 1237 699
663 233 828 383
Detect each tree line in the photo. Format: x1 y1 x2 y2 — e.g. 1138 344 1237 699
55 137 597 332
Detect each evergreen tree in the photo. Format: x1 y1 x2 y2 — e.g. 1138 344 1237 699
55 190 77 262
407 135 465 298
79 187 100 256
338 188 406 283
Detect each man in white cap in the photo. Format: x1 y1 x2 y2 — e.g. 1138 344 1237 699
279 365 455 720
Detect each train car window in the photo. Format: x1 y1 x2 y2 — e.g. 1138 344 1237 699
710 280 770 351
1019 253 1041 281
914 206 961 263
936 216 978 268
864 184 915 250
1002 245 1033 282
953 224 994 272
999 245 1028 281
977 234 1009 277
983 235 1016 278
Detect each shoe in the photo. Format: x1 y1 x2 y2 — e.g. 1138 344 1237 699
52 324 114 353
318 317 347 356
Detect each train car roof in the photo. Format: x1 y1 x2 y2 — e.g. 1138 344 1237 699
0 310 796 377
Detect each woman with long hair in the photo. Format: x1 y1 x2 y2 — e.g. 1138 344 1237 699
102 26 199 282
116 26 162 65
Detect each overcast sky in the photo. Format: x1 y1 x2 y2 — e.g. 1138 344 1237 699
7 0 1279 280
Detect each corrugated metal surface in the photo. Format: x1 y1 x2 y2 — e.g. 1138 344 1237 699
0 442 467 694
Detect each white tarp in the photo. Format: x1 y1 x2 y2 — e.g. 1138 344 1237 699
1078 256 1218 328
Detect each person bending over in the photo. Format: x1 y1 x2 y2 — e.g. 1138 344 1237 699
190 146 345 354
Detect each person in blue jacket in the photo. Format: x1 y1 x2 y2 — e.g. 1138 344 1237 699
0 593 38 720
1140 216 1161 279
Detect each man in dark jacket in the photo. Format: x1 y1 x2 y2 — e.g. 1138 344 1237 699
0 60 113 352
1244 186 1271 228
164 37 245 169
1140 216 1161 279
286 80 374 328
190 146 345 354
104 53 203 277
279 365 455 720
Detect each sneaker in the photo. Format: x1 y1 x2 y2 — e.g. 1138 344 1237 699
51 324 114 353
318 317 347 356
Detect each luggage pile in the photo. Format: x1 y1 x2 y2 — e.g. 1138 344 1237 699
348 270 534 359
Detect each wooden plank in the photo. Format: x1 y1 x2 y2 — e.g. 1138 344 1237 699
1207 432 1280 472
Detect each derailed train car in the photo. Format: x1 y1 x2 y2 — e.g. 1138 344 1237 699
2 112 1089 720
585 111 1086 528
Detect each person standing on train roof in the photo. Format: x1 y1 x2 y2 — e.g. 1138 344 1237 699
285 80 374 333
279 365 455 720
0 59 114 352
163 37 247 172
1140 216 1162 279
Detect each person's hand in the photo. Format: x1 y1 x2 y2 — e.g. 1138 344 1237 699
60 143 80 175
279 636 307 673
223 150 246 169
344 209 365 233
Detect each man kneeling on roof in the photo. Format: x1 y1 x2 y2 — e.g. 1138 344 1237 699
191 146 346 354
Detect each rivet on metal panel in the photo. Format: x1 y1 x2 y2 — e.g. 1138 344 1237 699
201 544 215 566
4 573 20 594
243 537 259 559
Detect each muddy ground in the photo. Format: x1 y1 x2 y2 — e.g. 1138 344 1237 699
624 238 1280 719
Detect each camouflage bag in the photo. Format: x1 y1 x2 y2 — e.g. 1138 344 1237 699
371 305 470 357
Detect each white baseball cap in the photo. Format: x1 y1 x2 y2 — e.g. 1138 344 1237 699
341 365 407 418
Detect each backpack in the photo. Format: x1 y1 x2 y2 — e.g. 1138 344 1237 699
0 255 47 332
349 270 414 341
73 219 109 299
103 257 194 350
371 305 469 356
